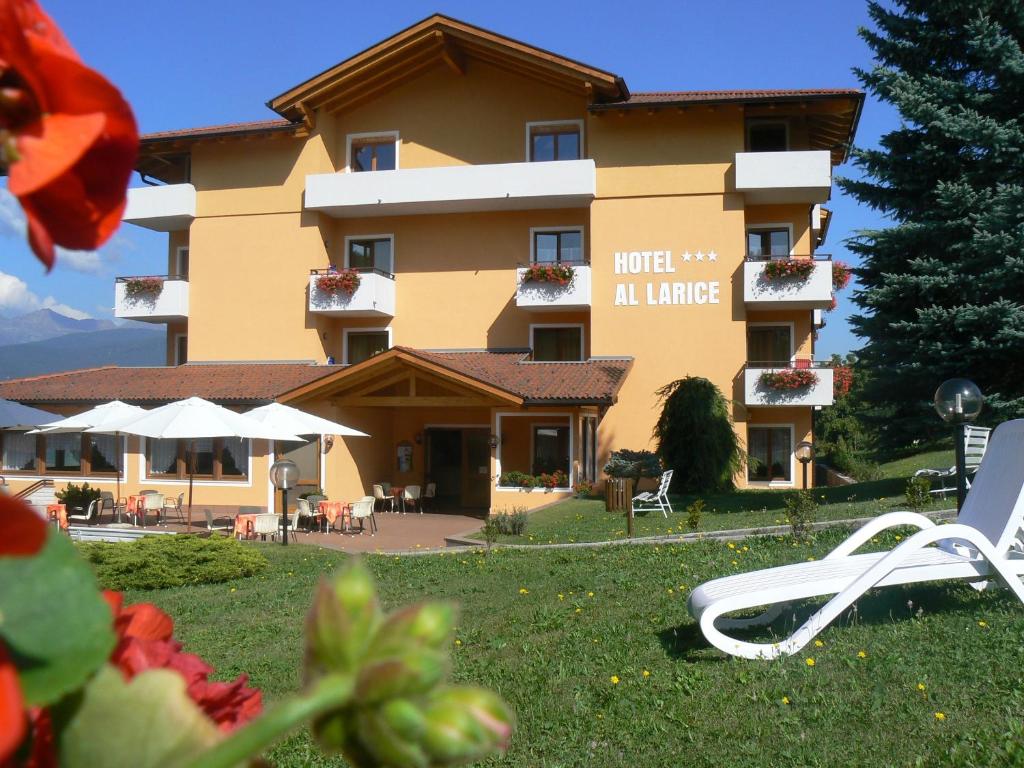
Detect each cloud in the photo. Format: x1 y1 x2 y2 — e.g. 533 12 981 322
0 270 92 319
0 188 131 274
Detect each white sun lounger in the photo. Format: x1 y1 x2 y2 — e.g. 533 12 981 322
688 419 1024 660
632 469 674 518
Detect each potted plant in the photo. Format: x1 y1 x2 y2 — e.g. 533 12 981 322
124 276 165 299
520 263 575 287
315 268 361 294
55 481 101 514
759 369 819 390
762 260 816 281
832 260 852 290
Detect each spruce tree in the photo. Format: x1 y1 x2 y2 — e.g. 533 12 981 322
840 1 1024 452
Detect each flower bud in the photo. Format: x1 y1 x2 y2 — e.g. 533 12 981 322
379 698 427 742
356 704 429 768
305 561 381 679
420 686 514 763
369 602 455 659
355 650 447 704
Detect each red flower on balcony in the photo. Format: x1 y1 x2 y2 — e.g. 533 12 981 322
832 365 853 398
759 368 819 391
0 0 138 270
521 263 575 287
762 259 815 281
832 261 852 291
315 269 361 295
123 276 164 299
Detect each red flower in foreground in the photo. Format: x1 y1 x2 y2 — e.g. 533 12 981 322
0 0 138 269
103 592 261 731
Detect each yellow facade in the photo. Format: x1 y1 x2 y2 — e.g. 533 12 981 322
1 16 861 513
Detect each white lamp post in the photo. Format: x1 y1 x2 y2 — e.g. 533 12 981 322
269 458 299 545
932 378 984 512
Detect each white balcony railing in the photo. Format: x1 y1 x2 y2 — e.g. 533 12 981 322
305 159 595 217
122 183 196 231
735 150 831 204
308 270 395 317
743 259 833 310
744 365 834 407
515 265 592 311
114 277 189 323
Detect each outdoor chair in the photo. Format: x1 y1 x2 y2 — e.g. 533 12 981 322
915 425 992 498
132 493 165 527
348 497 377 535
68 499 100 526
296 498 321 532
631 469 674 518
688 419 1024 660
422 482 437 512
253 513 279 541
402 484 422 514
373 484 395 513
163 492 185 524
204 509 233 535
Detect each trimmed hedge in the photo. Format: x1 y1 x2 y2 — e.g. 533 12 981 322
77 534 268 591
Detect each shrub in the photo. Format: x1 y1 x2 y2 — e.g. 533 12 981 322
520 263 575 286
574 480 595 498
763 259 815 280
483 508 528 539
77 534 268 591
905 476 932 512
537 470 569 489
847 457 883 482
315 269 361 294
298 487 325 500
480 515 501 549
653 377 743 493
685 499 705 531
784 490 817 542
603 449 662 484
56 481 101 511
759 369 819 390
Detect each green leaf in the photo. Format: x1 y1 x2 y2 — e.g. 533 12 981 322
0 529 114 706
61 665 221 768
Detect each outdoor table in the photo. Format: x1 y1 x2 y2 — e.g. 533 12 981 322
391 486 405 513
319 501 352 532
233 513 258 540
126 495 148 524
46 503 67 531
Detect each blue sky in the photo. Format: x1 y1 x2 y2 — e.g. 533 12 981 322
1 0 898 357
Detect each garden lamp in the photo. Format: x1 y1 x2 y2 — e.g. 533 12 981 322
270 458 299 545
932 378 984 512
795 440 814 490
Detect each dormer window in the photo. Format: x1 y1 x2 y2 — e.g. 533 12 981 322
348 132 398 172
527 121 582 161
747 120 788 152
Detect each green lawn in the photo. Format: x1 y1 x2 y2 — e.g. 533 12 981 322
128 535 1024 767
878 448 953 479
485 476 953 545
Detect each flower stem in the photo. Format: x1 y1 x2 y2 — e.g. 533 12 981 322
185 674 354 768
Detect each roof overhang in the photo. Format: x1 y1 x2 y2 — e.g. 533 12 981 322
267 14 628 122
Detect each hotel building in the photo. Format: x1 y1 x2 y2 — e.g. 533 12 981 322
0 16 861 515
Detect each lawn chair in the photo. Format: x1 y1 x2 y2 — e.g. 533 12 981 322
688 419 1024 660
914 425 992 497
68 499 101 526
631 470 674 518
204 509 233 535
349 497 377 535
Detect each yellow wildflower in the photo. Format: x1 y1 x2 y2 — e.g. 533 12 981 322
454 639 462 646
610 675 620 685
558 593 565 600
587 591 595 597
857 650 867 659
782 696 790 705
643 670 651 678
519 588 529 595
805 658 815 667
917 683 926 691
575 607 582 613
935 712 946 721
814 640 824 648
978 620 988 627
727 542 736 549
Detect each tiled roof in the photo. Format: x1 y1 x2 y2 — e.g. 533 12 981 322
0 363 337 405
141 119 299 143
403 348 632 404
593 88 862 109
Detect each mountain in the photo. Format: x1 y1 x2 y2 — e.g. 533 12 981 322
0 327 165 380
0 308 121 346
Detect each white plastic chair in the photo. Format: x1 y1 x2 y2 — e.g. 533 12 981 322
253 513 279 540
163 492 185 523
133 493 165 527
68 499 101 525
296 498 315 532
915 425 992 497
204 509 233 534
402 485 422 514
422 482 437 511
373 484 394 513
688 419 1024 660
631 470 674 517
349 497 377 535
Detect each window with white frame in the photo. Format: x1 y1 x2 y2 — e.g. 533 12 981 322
747 426 792 482
532 425 570 475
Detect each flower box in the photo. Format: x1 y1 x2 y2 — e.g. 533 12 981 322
124 276 164 299
759 369 819 391
762 260 816 281
315 269 361 294
520 263 575 287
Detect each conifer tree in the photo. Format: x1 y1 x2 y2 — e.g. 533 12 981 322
840 1 1024 451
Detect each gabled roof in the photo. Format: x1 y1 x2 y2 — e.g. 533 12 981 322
0 363 337 406
268 14 628 122
279 347 633 406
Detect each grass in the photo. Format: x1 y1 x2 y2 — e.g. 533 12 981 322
127 534 1024 767
878 448 953 479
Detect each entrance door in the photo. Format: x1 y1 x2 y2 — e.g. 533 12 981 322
425 428 491 511
462 429 491 509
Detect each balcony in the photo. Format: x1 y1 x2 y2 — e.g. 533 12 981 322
744 363 834 407
114 276 189 323
734 151 831 204
305 160 595 218
515 264 591 311
122 183 196 231
744 257 833 310
308 269 395 318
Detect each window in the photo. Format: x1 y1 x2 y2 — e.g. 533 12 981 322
45 433 81 473
531 326 583 362
350 137 396 172
533 229 583 264
1 432 37 472
747 325 792 364
175 335 188 366
532 426 570 476
345 330 390 365
529 123 581 161
347 237 393 274
747 228 790 258
146 437 249 480
747 121 788 152
748 426 792 482
175 247 189 279
88 434 120 473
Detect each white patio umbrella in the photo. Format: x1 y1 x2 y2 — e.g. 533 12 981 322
109 397 301 531
32 400 148 505
0 399 60 429
244 402 369 438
